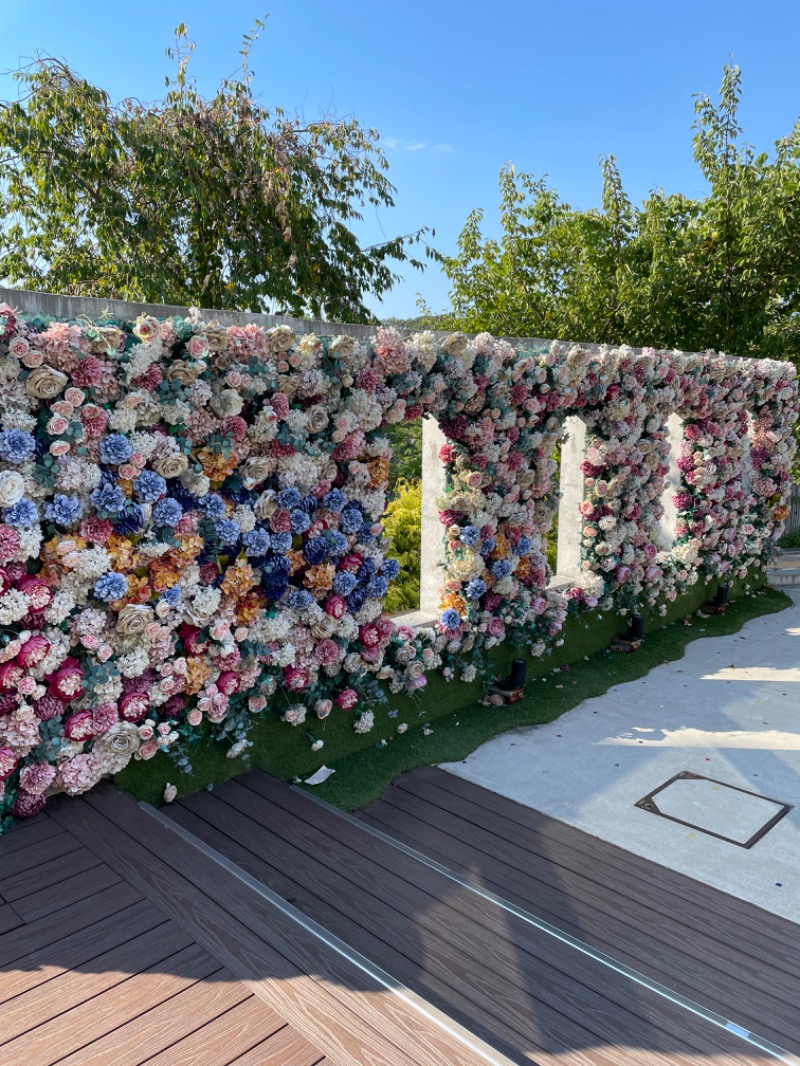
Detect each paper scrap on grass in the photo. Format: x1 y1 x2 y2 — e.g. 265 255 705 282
304 766 335 785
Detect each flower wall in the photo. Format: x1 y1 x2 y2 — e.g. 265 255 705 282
0 302 795 831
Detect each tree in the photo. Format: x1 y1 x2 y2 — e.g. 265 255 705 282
0 21 433 321
442 66 800 365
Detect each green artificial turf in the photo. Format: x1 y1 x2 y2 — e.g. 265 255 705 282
116 570 791 812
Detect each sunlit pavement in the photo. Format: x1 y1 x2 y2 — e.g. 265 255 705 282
442 590 800 920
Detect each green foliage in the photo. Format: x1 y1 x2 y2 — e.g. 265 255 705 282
443 65 800 366
778 528 800 549
383 478 422 613
382 418 422 493
0 21 434 320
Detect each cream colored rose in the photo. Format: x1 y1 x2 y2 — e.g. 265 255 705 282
166 360 204 386
306 405 329 434
242 457 274 488
254 489 277 520
92 721 141 772
26 365 69 399
276 375 299 399
269 325 295 353
329 334 356 358
451 549 485 582
211 388 244 417
133 316 162 343
0 470 25 507
180 469 211 496
116 604 154 636
204 324 229 352
90 326 125 355
441 332 469 358
405 660 425 680
153 452 189 479
311 615 338 640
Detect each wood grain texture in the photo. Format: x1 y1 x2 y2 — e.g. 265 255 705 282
10 860 121 923
0 906 21 937
229 1025 329 1066
360 768 800 1051
0 942 220 1066
48 786 508 1066
0 815 61 857
0 841 99 902
141 997 286 1066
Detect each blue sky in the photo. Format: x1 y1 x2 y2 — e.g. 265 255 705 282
2 1 799 320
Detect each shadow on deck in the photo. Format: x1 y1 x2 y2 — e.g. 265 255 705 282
1 767 798 1065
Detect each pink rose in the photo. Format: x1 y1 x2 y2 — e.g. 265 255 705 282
119 691 150 722
487 617 505 639
359 624 381 648
180 624 209 657
137 739 159 760
324 594 347 619
47 657 84 700
216 671 241 696
186 709 203 726
64 710 95 741
335 688 359 710
315 699 333 719
17 634 50 668
284 665 310 691
17 575 54 612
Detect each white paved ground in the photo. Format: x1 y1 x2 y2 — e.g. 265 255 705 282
441 591 800 921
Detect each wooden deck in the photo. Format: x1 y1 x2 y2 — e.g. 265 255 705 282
1 767 798 1065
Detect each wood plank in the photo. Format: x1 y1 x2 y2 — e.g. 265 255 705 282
359 787 800 1049
230 1025 328 1066
0 816 62 856
0 919 189 1039
0 840 100 901
50 787 510 1066
411 767 800 961
0 822 78 882
0 942 220 1066
0 880 142 966
0 904 21 936
10 860 121 923
0 897 163 1005
141 996 285 1066
54 971 251 1066
227 773 761 1065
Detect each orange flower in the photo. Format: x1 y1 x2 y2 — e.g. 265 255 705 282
287 550 306 575
175 533 203 562
197 446 239 481
185 657 212 695
489 532 510 560
303 563 335 594
367 457 391 488
118 478 135 498
441 591 468 616
221 560 257 597
149 556 183 591
115 575 151 607
236 590 266 626
106 533 138 572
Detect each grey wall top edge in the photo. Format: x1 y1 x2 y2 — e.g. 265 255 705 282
0 284 742 364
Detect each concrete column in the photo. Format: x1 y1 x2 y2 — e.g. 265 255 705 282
555 416 586 580
658 413 684 550
419 415 448 617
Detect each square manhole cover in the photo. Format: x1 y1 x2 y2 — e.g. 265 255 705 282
635 771 791 848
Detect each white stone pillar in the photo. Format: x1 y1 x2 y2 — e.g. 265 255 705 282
555 416 586 581
658 413 684 550
419 415 448 617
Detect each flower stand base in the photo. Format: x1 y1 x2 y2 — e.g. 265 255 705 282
485 684 526 705
610 636 643 653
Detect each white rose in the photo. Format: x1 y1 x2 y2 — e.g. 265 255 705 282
153 453 189 479
211 388 244 417
166 360 204 386
0 470 25 507
306 405 329 434
329 334 356 358
25 365 69 399
441 332 469 358
269 325 295 353
116 604 154 636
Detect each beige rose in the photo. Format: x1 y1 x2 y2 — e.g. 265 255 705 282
89 326 125 355
205 324 230 352
329 334 356 358
276 375 299 399
311 615 338 640
269 325 295 353
153 452 189 479
306 405 330 434
254 490 277 520
116 604 154 636
133 316 162 343
405 660 425 680
166 360 204 386
0 470 25 507
180 469 211 496
441 332 469 358
26 365 69 400
242 457 274 488
211 388 244 417
92 721 141 771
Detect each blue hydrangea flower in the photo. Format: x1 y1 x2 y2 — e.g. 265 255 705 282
322 489 347 513
45 494 84 527
153 498 183 527
481 537 496 554
465 578 488 599
270 531 293 554
290 508 312 534
346 586 368 612
340 507 364 534
113 504 146 535
215 519 240 546
491 559 513 578
333 571 358 596
200 494 226 520
0 429 35 464
303 536 329 565
90 483 127 516
381 558 401 580
440 607 461 629
99 434 133 466
3 499 38 528
460 525 481 548
243 528 271 556
94 571 128 602
276 487 302 509
163 585 182 607
367 576 388 598
134 470 167 503
286 588 314 610
327 531 348 556
516 537 532 556
358 558 377 581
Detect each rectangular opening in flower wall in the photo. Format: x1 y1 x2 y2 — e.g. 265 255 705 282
0 287 795 832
